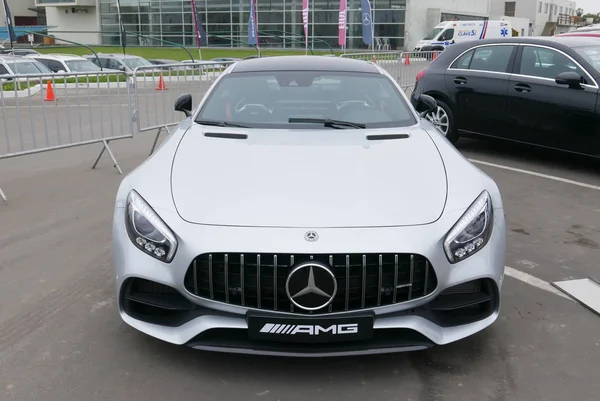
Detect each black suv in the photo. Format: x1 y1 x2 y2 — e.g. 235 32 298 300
410 37 600 158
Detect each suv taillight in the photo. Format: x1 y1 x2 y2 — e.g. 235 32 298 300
416 70 425 81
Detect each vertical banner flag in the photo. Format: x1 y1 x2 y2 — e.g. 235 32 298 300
302 0 309 49
248 0 258 45
190 0 207 48
1 0 16 49
338 0 347 47
115 0 127 52
360 0 373 45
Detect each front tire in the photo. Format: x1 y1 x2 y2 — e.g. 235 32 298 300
428 98 459 144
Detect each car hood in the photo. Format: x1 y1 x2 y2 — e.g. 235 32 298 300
171 126 448 228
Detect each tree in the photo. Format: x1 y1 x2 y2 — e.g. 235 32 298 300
581 12 600 23
576 8 584 16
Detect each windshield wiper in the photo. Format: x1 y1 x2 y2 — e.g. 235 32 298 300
195 119 250 128
288 118 366 129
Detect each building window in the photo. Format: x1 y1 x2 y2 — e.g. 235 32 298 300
538 2 542 13
504 2 516 17
544 3 548 13
98 0 408 50
559 6 563 14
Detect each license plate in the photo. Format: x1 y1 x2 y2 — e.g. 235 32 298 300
247 314 374 344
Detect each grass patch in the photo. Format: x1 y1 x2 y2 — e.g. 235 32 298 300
1 81 39 91
37 46 340 61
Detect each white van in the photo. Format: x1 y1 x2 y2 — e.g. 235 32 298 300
414 20 513 51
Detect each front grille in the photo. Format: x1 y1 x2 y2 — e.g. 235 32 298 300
183 253 437 314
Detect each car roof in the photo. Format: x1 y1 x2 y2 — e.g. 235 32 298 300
31 53 86 61
0 55 37 62
230 55 380 74
444 36 600 56
86 53 143 59
556 32 600 37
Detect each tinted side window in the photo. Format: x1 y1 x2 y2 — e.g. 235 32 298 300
450 45 514 73
35 58 51 68
439 29 454 41
519 46 589 83
108 59 122 70
0 64 8 75
47 61 64 72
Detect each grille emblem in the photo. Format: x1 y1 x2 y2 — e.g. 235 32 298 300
285 262 337 311
304 230 319 242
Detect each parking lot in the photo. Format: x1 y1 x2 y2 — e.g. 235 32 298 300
1 63 600 401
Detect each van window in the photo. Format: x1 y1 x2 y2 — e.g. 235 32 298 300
438 29 455 41
423 28 444 40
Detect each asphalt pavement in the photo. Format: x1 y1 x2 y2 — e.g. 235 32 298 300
0 103 599 400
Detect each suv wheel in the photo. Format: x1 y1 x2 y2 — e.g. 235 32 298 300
427 99 459 144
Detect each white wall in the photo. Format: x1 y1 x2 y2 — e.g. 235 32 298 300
492 15 532 35
0 0 38 27
405 0 492 50
45 6 100 45
490 0 578 36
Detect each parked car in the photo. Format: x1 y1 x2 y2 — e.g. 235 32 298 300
555 32 600 38
148 58 188 71
27 53 117 74
0 48 41 56
0 55 54 80
83 53 155 73
210 57 242 68
112 55 506 356
410 36 600 158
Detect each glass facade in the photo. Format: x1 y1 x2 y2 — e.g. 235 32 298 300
99 0 406 50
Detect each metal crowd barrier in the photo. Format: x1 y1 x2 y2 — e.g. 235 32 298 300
130 61 235 155
341 51 439 96
0 70 135 202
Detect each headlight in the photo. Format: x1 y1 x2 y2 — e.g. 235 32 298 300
125 190 178 263
443 191 493 264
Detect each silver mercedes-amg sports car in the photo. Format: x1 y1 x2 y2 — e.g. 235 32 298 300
112 55 506 357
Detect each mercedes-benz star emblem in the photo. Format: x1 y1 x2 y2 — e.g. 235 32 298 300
362 13 371 25
285 262 337 311
304 230 319 242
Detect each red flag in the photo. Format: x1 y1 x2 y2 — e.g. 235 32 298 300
338 0 347 47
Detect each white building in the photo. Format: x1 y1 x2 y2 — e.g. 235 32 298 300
490 0 578 36
34 0 100 45
0 0 42 28
404 0 493 50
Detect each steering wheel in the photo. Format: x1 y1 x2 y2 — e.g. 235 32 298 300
336 100 373 111
236 103 273 115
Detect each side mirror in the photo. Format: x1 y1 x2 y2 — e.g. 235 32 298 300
175 93 193 117
414 94 437 114
555 71 583 89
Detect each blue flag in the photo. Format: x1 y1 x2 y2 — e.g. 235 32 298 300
190 0 208 47
1 0 16 47
248 0 258 45
360 0 373 45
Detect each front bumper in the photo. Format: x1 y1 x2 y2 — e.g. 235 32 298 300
113 207 506 357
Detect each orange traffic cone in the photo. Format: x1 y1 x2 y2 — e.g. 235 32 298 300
156 74 167 91
403 53 411 66
432 51 438 61
44 80 56 102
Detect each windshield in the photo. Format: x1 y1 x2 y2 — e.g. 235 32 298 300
423 28 444 40
195 70 417 129
574 46 600 74
7 61 52 75
122 57 153 69
65 59 102 72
